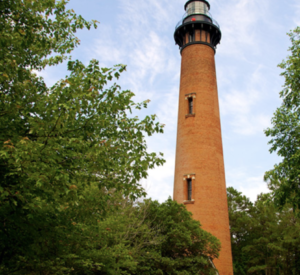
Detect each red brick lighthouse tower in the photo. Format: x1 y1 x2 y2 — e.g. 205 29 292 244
173 1 233 274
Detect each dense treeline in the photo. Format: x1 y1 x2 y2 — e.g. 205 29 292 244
228 187 300 275
1 187 221 274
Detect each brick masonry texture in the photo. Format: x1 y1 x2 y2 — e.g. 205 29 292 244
173 43 233 275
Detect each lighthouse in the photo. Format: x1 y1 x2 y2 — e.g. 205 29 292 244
173 1 233 274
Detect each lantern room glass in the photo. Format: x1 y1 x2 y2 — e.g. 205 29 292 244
186 1 209 16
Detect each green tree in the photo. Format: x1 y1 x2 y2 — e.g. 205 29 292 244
61 196 221 275
228 187 300 275
243 193 283 275
0 0 165 272
264 27 300 212
64 196 220 275
1 186 220 274
134 198 220 275
227 187 254 274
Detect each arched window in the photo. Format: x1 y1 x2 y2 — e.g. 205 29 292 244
185 93 196 118
188 97 193 114
187 178 192 201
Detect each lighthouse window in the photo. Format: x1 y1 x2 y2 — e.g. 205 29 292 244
187 179 192 201
189 31 195 43
188 97 193 114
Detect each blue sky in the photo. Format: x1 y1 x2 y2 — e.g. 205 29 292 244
41 0 300 202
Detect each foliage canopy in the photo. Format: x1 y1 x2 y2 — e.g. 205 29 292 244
0 1 222 274
0 0 167 272
264 27 300 212
228 187 300 275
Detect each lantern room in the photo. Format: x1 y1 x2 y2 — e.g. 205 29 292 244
174 0 221 52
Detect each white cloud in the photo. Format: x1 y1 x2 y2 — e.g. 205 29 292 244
118 0 180 33
221 89 259 116
141 88 179 203
239 176 270 202
231 114 270 136
128 32 169 83
91 0 180 104
215 0 271 57
220 64 271 135
93 41 122 65
90 24 123 67
155 87 179 129
143 151 175 202
226 169 269 202
32 68 61 88
293 2 300 26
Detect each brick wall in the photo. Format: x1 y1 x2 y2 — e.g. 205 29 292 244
173 43 233 275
